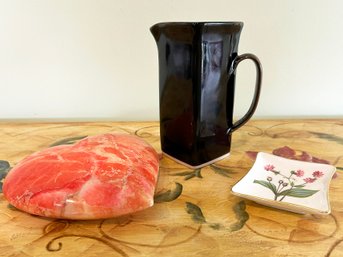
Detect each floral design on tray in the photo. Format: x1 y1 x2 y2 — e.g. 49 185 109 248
254 164 323 201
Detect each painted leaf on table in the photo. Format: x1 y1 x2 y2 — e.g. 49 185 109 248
154 182 183 203
49 135 88 147
230 201 249 232
185 202 223 230
172 169 203 180
185 202 206 224
311 132 343 145
209 165 237 178
0 160 11 193
0 160 10 173
7 204 19 211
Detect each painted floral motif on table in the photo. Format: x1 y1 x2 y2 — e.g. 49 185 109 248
246 145 341 178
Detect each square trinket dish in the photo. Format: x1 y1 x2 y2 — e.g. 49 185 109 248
232 152 336 215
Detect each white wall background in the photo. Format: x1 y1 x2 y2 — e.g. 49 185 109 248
0 0 342 120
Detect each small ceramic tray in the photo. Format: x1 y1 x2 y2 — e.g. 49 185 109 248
232 152 336 215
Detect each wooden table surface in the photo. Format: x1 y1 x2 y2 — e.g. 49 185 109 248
0 119 342 257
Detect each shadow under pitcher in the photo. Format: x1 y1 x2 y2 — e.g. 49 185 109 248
151 22 262 169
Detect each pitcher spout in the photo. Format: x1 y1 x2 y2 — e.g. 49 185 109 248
150 23 162 42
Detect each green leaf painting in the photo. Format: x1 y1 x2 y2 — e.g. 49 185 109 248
49 135 88 147
311 132 343 145
0 160 10 172
230 201 249 232
154 183 183 203
294 184 306 188
172 169 203 180
278 188 319 198
7 204 19 211
172 165 237 181
185 202 206 224
0 160 11 193
185 201 248 232
253 180 278 195
209 165 237 178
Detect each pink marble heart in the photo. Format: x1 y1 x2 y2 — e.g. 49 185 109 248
3 134 159 220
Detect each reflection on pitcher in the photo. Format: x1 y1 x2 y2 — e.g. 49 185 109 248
200 39 224 137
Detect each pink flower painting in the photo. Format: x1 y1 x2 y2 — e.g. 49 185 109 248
303 177 317 183
264 164 275 171
313 171 324 178
294 170 304 177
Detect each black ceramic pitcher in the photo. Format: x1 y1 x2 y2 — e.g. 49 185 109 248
151 22 262 169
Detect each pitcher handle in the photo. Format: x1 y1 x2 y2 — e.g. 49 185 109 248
228 53 262 134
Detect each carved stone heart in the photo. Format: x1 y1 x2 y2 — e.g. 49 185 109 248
3 134 159 220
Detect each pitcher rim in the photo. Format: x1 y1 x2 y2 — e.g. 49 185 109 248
151 21 243 27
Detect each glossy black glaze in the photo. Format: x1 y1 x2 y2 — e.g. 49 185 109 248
151 22 262 167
